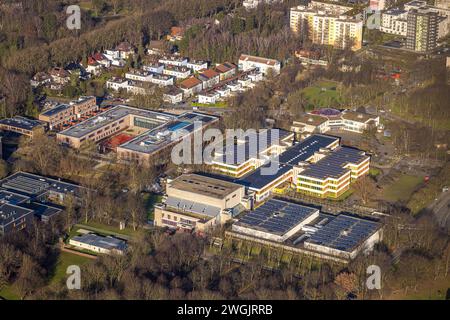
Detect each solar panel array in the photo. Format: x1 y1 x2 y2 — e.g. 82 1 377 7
301 147 368 179
2 175 50 195
305 215 380 252
236 199 318 236
279 134 339 165
216 129 292 165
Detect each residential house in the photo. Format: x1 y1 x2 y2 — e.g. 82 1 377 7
215 62 237 81
238 54 281 75
198 91 221 104
163 86 184 104
198 69 220 89
187 60 209 72
49 67 70 85
162 65 191 79
179 77 203 97
30 72 51 88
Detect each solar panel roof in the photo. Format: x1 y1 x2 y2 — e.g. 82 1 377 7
234 135 340 190
235 199 319 236
278 134 339 165
305 214 380 252
215 129 292 165
300 147 368 179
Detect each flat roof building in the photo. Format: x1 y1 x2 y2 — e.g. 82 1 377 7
213 134 370 202
238 54 281 75
229 198 382 262
39 96 98 130
69 233 127 255
0 172 84 235
154 173 247 233
232 198 320 242
0 116 45 138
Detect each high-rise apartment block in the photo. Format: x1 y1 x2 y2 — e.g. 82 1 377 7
406 9 439 52
290 5 363 51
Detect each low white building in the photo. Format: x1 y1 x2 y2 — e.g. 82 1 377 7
163 66 191 79
215 86 231 97
187 60 209 72
248 71 264 83
239 54 281 76
125 70 153 82
163 86 184 104
226 81 242 92
143 63 165 74
106 77 129 91
69 233 127 255
198 91 221 104
158 56 188 67
150 74 174 87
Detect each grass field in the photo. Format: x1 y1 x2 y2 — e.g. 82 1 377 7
48 252 92 286
383 174 424 203
144 192 163 221
0 284 20 300
301 80 342 109
76 221 135 237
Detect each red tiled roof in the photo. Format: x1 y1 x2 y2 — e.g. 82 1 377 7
170 26 184 37
93 52 105 61
180 77 202 89
200 69 219 79
215 62 236 73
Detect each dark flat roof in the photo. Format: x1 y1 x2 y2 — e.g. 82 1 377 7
0 203 34 226
305 214 380 252
216 129 292 165
0 172 82 198
278 134 339 165
235 199 319 236
301 147 368 179
41 104 72 117
0 116 44 131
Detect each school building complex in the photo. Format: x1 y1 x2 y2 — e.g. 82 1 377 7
56 105 218 163
211 133 370 202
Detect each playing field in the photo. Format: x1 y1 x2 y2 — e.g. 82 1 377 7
302 80 342 109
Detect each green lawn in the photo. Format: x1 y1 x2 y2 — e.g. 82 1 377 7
76 221 136 237
369 167 382 178
143 192 163 221
383 175 424 203
0 284 20 300
49 252 92 286
302 80 341 109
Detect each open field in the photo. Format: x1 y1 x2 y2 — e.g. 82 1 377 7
301 80 342 110
0 284 20 300
48 251 92 286
383 174 424 203
386 277 450 300
144 192 163 221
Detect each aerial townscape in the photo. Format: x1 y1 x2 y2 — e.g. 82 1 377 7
0 0 449 306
